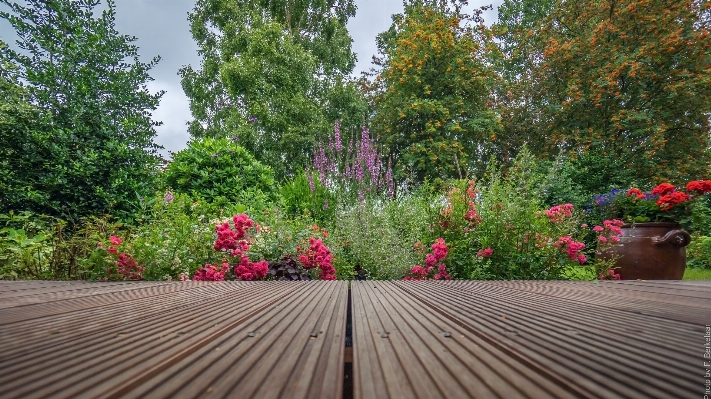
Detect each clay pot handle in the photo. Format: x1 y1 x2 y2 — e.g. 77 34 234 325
652 229 691 247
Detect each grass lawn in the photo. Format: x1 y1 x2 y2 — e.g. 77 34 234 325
683 268 711 280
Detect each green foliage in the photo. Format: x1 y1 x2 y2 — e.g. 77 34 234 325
163 137 278 212
537 158 593 211
370 0 501 184
436 150 590 280
327 189 437 280
494 0 554 78
689 196 711 236
180 0 367 179
541 152 638 207
0 0 163 220
0 50 49 214
0 216 52 280
279 171 336 224
687 235 711 269
126 193 221 280
250 209 315 263
683 267 711 280
0 211 125 280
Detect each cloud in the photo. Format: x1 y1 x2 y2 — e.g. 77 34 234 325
146 80 192 157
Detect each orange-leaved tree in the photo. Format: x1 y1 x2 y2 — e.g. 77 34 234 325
369 0 501 184
501 0 711 185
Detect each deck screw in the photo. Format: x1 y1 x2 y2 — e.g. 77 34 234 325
441 332 452 338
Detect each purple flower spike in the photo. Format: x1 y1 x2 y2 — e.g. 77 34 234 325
248 117 258 123
334 120 343 152
306 168 315 193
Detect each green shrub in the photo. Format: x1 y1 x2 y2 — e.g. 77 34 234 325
0 211 125 280
434 150 592 280
687 235 711 269
279 170 335 224
689 196 711 236
163 137 278 211
126 193 222 280
327 189 436 280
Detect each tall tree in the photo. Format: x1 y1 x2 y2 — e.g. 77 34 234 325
0 41 46 213
500 0 711 185
0 0 163 220
180 0 366 179
495 0 554 78
370 0 500 184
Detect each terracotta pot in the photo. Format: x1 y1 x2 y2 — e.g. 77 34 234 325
599 222 691 280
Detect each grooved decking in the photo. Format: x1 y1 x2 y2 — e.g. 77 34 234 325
351 281 711 399
0 280 709 398
0 281 347 399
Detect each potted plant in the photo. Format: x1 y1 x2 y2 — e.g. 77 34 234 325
592 181 711 279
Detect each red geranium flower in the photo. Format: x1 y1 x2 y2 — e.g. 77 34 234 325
626 188 645 199
651 183 675 196
656 191 690 210
686 180 711 194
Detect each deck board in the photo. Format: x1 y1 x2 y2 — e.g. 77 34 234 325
0 281 347 399
0 280 708 398
352 280 711 399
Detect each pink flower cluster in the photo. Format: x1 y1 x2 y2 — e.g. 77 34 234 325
553 236 587 264
599 269 621 280
592 219 624 247
98 236 144 280
234 258 269 281
193 263 230 281
195 214 271 281
404 238 451 280
298 238 336 280
464 181 482 226
214 214 252 252
545 204 574 224
476 247 493 258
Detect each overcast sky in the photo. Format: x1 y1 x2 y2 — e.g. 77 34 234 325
0 0 502 157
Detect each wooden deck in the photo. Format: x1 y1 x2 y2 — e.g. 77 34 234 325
0 280 709 398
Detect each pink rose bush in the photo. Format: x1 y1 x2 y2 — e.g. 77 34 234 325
185 214 337 282
297 237 337 280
